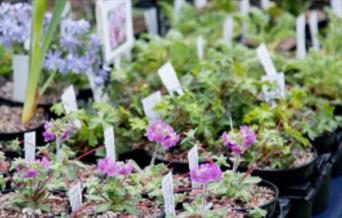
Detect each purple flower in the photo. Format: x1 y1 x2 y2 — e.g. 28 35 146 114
221 125 256 155
40 157 50 169
65 54 89 74
146 120 180 149
24 168 39 178
117 161 133 175
43 120 71 142
190 163 222 184
240 126 256 147
60 34 80 53
97 158 133 177
44 50 65 72
62 19 90 35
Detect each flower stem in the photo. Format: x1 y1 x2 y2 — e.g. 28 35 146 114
232 154 240 176
56 136 62 162
149 143 159 168
200 184 208 217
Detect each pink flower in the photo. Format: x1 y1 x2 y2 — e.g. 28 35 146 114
40 157 50 168
190 163 222 184
146 120 180 149
117 161 133 175
24 168 39 178
97 158 132 177
221 125 256 155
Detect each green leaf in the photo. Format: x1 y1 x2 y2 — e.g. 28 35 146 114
22 0 67 122
95 202 113 213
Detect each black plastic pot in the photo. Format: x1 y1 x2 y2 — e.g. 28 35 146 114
276 197 291 218
332 140 342 177
143 149 208 173
285 182 315 218
119 149 151 168
0 102 47 146
251 148 317 194
312 153 332 215
255 180 279 218
312 132 336 154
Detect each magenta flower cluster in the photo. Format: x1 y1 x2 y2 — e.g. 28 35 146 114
43 120 71 142
97 158 133 177
190 163 222 184
221 125 256 155
16 157 50 179
146 120 180 149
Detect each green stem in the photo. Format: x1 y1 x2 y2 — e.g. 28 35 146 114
200 184 208 217
39 70 57 97
149 143 160 168
232 154 240 176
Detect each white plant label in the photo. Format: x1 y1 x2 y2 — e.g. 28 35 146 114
61 86 81 128
12 55 29 102
104 126 116 161
240 0 250 40
223 17 234 47
162 172 176 216
24 131 36 161
309 11 320 50
195 0 208 9
114 56 121 70
142 91 162 121
296 14 306 59
86 72 108 103
331 0 342 18
187 145 200 189
144 7 158 36
68 182 82 212
257 44 277 76
174 0 185 20
197 36 204 60
262 72 285 101
158 62 184 96
261 0 270 9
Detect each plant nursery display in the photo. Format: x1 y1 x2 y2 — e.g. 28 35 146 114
0 0 341 218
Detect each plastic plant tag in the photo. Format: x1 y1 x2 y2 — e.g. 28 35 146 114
240 0 250 40
61 86 81 128
195 0 208 9
12 55 29 102
104 126 116 161
256 44 277 76
24 131 36 161
223 17 234 47
262 72 285 102
331 0 342 18
157 62 184 96
187 145 200 189
162 172 176 216
174 0 185 20
142 91 162 121
309 11 320 50
296 14 306 59
144 7 158 36
86 72 108 103
68 182 82 212
261 0 270 9
197 36 205 60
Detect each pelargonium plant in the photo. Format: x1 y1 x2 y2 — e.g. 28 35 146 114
190 163 222 216
43 119 72 161
86 158 141 214
221 125 256 173
146 119 180 166
11 157 58 211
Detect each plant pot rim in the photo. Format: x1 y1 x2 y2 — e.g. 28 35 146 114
0 102 48 136
254 146 318 173
144 149 207 165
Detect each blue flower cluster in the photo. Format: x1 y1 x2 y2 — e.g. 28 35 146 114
0 2 110 87
0 3 32 48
